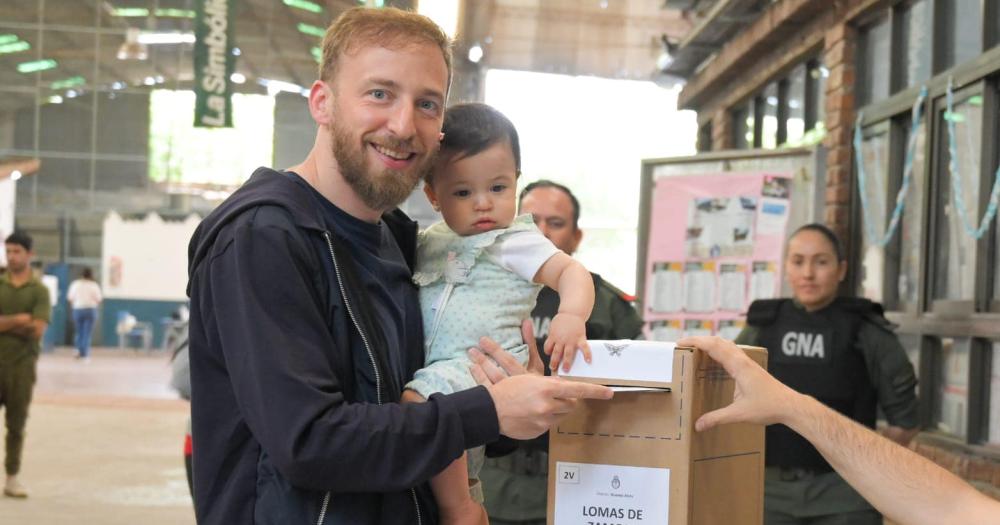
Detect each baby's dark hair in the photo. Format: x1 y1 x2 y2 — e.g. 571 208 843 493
428 102 520 185
791 223 845 261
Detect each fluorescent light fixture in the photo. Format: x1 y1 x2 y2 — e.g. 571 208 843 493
155 8 195 18
47 95 63 104
10 170 22 181
0 34 19 45
297 23 326 38
259 78 307 97
17 59 57 73
66 89 78 98
284 0 323 13
112 81 126 90
230 72 246 84
112 7 150 17
143 76 156 86
0 41 30 55
137 32 195 45
51 76 85 90
232 47 241 56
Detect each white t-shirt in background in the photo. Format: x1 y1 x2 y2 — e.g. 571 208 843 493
67 279 103 309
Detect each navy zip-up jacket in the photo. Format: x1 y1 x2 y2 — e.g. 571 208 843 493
187 168 499 524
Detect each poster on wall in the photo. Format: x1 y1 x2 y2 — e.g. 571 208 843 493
643 172 792 341
683 262 715 312
718 263 748 311
649 262 684 313
685 197 756 258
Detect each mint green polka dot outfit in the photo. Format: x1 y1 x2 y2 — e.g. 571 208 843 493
408 214 556 501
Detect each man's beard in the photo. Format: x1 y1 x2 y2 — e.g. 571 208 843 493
329 121 434 212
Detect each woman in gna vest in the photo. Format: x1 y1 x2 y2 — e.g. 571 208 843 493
735 223 918 525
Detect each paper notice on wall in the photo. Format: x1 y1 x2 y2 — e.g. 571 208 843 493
683 319 714 338
554 462 670 525
650 262 683 313
649 319 683 342
750 261 778 302
757 197 790 236
685 196 757 258
718 319 746 341
718 263 748 311
683 262 715 312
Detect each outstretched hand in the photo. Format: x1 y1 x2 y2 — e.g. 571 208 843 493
677 336 801 432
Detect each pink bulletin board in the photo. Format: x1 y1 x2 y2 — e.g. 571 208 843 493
643 172 793 339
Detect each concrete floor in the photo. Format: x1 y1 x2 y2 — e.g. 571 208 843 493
0 348 195 524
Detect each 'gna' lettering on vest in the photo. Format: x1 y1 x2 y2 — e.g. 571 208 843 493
781 332 825 358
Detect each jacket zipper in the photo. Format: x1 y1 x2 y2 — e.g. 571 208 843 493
318 232 421 525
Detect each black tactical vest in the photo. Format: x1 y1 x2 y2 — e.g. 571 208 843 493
748 297 880 472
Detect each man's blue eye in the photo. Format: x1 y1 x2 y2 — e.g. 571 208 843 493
420 100 438 111
371 90 387 99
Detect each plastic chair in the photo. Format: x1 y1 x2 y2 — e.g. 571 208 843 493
116 311 153 351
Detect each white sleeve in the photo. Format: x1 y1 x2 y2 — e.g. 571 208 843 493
485 230 561 281
67 281 78 303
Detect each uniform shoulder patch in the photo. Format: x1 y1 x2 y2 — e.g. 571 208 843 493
746 299 786 326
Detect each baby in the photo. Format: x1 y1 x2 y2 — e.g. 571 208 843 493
402 103 595 524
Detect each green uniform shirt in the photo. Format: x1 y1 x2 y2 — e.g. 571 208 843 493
0 272 51 367
734 306 919 429
589 276 645 341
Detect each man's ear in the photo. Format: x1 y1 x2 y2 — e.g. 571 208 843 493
568 227 583 255
308 80 333 126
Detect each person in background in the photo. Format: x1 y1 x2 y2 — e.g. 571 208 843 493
480 180 644 525
734 223 918 525
185 8 611 524
0 231 51 498
67 267 102 361
681 335 997 525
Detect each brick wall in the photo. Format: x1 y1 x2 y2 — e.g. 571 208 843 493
821 20 857 246
913 440 1000 500
711 108 732 151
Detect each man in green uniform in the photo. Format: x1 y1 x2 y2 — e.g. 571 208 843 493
0 231 51 498
480 180 644 524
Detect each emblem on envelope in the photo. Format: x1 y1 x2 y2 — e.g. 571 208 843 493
606 342 629 357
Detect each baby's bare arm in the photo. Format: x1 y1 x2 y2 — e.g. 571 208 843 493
533 253 594 371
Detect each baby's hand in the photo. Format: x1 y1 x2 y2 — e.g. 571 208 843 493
544 313 590 373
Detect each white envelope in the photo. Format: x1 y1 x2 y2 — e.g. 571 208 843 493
556 339 676 389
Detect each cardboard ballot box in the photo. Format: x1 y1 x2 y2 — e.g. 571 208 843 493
548 340 767 525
